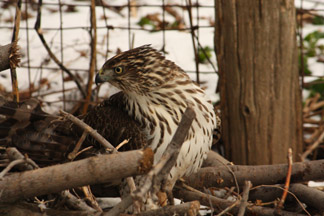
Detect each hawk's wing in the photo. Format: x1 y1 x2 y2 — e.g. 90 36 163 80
0 93 147 167
82 92 148 151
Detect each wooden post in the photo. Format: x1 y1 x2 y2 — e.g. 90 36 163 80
214 0 303 164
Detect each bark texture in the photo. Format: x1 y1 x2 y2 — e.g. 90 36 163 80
0 149 153 203
186 159 324 189
214 0 302 164
0 42 20 72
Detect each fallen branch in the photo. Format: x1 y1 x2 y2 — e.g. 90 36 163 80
0 148 153 203
135 200 200 216
0 42 20 72
0 202 96 216
237 181 251 216
60 190 97 212
0 158 38 179
6 147 96 212
175 188 306 216
60 109 141 211
248 183 323 213
202 150 231 168
60 110 115 151
68 131 88 160
290 183 324 212
186 159 324 189
301 130 324 161
250 185 311 216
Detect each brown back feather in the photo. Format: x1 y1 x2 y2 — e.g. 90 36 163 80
0 94 147 167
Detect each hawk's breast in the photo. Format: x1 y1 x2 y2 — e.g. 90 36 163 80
124 76 216 180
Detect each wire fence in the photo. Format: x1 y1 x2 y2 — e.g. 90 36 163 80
0 0 324 109
0 0 218 112
1 0 324 159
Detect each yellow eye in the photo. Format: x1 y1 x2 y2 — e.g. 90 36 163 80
114 66 123 74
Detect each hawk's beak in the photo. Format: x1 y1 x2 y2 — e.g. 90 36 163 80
95 69 104 86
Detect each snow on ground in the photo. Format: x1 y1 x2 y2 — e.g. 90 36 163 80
0 0 217 113
1 0 322 111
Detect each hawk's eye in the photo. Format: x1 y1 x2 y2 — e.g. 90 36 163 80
114 66 123 74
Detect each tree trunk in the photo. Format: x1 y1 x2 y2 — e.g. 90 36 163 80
214 0 303 165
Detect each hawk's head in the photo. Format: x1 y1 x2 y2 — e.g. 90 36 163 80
95 45 184 94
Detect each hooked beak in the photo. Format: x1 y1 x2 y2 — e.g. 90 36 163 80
95 73 104 86
95 68 106 86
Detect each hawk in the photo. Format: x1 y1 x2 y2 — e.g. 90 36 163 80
95 45 217 190
0 44 217 202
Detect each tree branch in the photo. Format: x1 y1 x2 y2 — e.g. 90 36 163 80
0 43 20 72
135 201 200 216
0 149 153 203
186 159 324 189
34 0 86 97
175 188 306 216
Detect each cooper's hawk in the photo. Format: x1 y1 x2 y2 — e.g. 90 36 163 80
0 44 217 205
95 45 217 190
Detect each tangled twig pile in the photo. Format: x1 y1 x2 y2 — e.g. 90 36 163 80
0 104 324 215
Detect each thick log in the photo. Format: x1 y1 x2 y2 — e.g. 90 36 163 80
0 148 153 203
0 202 97 216
249 183 324 212
186 159 324 189
290 183 324 212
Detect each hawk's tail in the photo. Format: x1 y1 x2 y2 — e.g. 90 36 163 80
0 97 76 167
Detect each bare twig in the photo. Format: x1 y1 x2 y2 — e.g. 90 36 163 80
116 139 129 151
74 146 93 158
34 0 86 98
68 131 88 160
59 110 115 151
82 0 97 114
277 148 293 210
0 158 38 179
59 110 139 211
6 147 35 170
237 181 252 216
10 0 22 102
185 0 199 83
82 185 102 212
301 130 324 160
215 200 240 216
60 190 96 212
